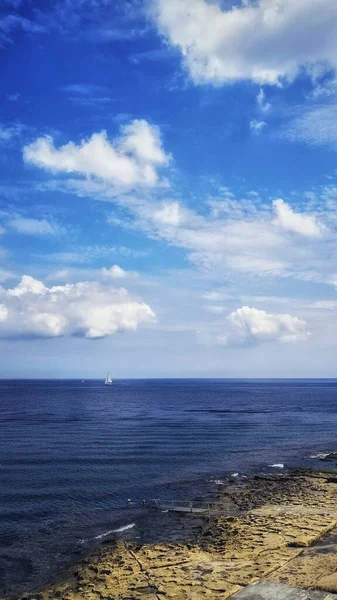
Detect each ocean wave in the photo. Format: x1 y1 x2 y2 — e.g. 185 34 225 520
94 529 116 540
310 452 336 460
76 522 138 544
113 523 136 534
94 523 136 539
270 463 284 469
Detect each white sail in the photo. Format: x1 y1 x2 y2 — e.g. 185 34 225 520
105 372 112 385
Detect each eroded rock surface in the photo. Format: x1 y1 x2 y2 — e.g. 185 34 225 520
8 471 337 600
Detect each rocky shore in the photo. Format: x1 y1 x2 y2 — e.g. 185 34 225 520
8 469 337 600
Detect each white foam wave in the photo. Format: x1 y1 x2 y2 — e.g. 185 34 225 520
94 522 136 540
310 452 331 460
113 523 136 533
94 529 115 540
270 463 284 469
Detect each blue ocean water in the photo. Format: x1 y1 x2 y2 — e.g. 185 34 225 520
1 378 337 596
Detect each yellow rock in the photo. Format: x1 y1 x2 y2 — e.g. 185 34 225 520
9 472 337 600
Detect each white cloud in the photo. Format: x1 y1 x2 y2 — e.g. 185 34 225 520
61 84 109 96
283 104 337 148
310 300 337 309
136 194 336 282
219 305 310 345
273 198 324 237
0 14 46 45
0 275 155 339
44 264 138 287
205 305 226 314
153 201 184 226
7 93 20 102
25 118 334 284
257 88 271 113
241 295 291 305
329 275 337 289
60 84 114 107
150 0 337 86
226 254 284 274
0 304 8 321
0 126 14 141
8 217 62 236
203 291 228 301
100 265 128 278
23 119 170 194
250 119 267 134
0 269 15 282
38 245 148 267
0 123 24 143
8 276 47 297
133 198 289 274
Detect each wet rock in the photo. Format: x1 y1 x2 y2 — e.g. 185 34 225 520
322 454 337 461
8 472 337 600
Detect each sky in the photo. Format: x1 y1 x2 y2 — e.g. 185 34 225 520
2 0 337 378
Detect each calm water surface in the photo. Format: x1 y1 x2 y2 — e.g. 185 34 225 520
1 378 337 596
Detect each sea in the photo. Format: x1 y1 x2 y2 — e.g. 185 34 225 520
2 378 337 597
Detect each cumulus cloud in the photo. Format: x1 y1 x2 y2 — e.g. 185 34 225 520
0 275 155 339
23 119 170 194
24 119 332 283
151 0 337 86
100 265 128 278
219 306 310 345
273 198 324 237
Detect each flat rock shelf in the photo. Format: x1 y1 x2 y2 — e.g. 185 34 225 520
8 470 337 600
233 581 337 599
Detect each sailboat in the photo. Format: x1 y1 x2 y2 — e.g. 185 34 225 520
105 373 113 386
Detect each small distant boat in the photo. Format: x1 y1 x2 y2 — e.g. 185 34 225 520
105 373 113 386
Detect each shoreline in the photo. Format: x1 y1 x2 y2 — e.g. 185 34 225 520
8 467 337 600
3 379 337 599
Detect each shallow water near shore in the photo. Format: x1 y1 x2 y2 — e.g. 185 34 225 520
2 378 337 597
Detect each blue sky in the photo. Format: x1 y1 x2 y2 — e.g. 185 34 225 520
2 0 337 378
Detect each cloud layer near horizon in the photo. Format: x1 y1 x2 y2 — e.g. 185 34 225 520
0 275 155 339
220 305 310 345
